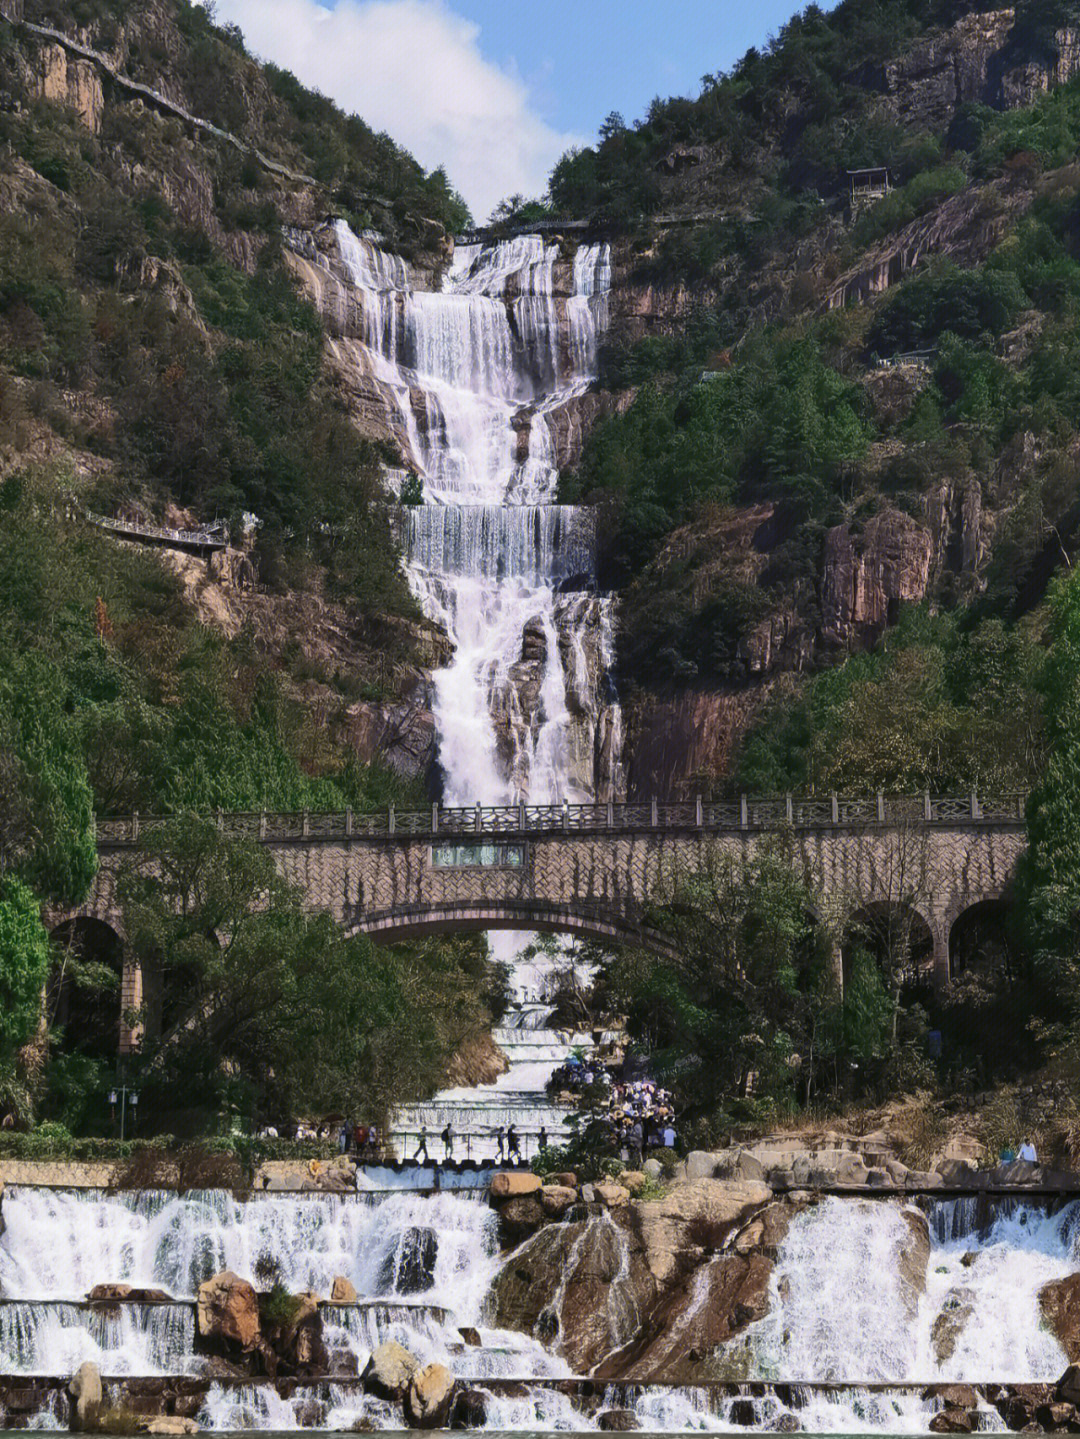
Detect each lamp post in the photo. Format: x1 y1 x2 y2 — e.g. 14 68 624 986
108 1083 140 1142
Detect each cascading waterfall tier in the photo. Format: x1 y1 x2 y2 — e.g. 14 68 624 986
313 220 622 1162
4 1187 1080 1430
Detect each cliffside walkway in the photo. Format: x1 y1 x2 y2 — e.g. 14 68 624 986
19 19 318 186
86 511 228 554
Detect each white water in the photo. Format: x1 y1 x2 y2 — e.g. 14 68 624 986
319 223 620 1157
2 1184 1079 1429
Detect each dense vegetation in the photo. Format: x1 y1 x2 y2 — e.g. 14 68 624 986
0 2 496 1138
20 0 470 239
554 7 1080 1130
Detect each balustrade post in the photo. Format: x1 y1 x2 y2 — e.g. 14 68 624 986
562 800 569 832
301 809 309 838
740 795 748 830
475 804 482 834
518 801 526 832
831 793 839 824
786 793 794 825
607 799 614 828
259 811 267 840
695 795 703 827
217 808 224 832
345 806 353 837
971 790 980 820
1016 792 1025 820
387 804 394 836
924 790 932 822
877 791 885 824
432 802 439 835
651 796 659 828
132 811 139 843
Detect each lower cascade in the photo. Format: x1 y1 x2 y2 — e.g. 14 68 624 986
2 1184 1080 1430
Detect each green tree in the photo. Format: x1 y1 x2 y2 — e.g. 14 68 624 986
1018 568 1080 1002
0 876 51 1057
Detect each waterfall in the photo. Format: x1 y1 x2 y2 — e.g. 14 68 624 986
728 1196 1078 1384
316 221 620 1159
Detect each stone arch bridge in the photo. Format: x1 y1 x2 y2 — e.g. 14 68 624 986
51 795 1028 1050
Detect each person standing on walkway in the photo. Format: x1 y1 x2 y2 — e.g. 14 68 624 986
538 1124 548 1153
413 1129 429 1162
507 1124 521 1161
496 1126 506 1161
442 1123 454 1161
339 1120 351 1155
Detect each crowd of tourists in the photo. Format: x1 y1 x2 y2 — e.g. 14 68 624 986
607 1079 678 1164
546 1055 680 1163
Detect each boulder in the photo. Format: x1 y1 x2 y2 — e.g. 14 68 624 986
643 1158 662 1180
498 1195 545 1237
897 1209 932 1313
1042 1276 1080 1361
931 1288 975 1363
1035 1402 1080 1431
87 1284 132 1301
260 1291 326 1377
598 1410 641 1430
330 1276 358 1303
1057 1366 1080 1406
634 1180 771 1285
929 1406 975 1433
450 1388 488 1429
362 1340 419 1399
68 1362 103 1433
458 1327 481 1347
905 1170 944 1189
834 1153 869 1188
539 1184 577 1218
936 1159 983 1188
549 1172 578 1189
379 1228 437 1295
196 1272 260 1351
685 1151 719 1181
594 1182 629 1209
769 1415 801 1432
404 1362 456 1428
144 1420 199 1435
490 1171 542 1200
924 1386 978 1409
620 1171 648 1195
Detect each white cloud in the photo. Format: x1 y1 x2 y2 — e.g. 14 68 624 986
209 0 582 222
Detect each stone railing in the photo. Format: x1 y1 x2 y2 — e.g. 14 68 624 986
94 794 1029 846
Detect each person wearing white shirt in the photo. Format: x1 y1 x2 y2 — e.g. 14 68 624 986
1018 1140 1038 1164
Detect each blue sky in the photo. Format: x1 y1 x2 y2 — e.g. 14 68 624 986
213 0 837 220
424 0 839 141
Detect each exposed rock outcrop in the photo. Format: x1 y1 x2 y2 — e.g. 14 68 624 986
443 1030 510 1089
632 1179 772 1286
38 42 103 131
196 1272 259 1353
1041 1275 1080 1362
820 509 935 649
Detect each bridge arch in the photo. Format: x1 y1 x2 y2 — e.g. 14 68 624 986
47 916 126 1059
841 900 936 995
948 897 1015 983
351 902 679 959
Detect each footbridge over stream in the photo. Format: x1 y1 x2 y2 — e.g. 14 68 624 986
50 795 1029 1050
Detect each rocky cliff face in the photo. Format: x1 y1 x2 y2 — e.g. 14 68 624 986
869 9 1080 124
